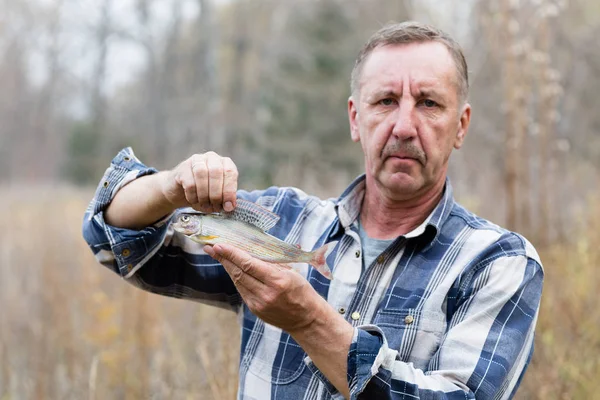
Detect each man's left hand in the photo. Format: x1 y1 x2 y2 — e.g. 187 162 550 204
203 243 327 333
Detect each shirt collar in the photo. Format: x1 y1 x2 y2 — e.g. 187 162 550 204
334 174 455 246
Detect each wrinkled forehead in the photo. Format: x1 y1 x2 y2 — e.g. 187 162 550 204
358 42 460 98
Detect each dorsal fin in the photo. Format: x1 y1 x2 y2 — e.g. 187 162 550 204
224 199 280 231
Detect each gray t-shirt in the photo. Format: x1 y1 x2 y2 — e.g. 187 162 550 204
358 221 395 269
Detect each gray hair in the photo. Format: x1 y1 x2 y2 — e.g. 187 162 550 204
351 21 469 102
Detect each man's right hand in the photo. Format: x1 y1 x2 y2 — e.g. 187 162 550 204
104 151 239 230
162 151 239 214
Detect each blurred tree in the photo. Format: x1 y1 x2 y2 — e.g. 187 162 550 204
90 0 112 132
500 0 534 235
0 40 29 182
534 3 562 246
29 0 67 183
470 0 565 241
63 121 103 184
256 0 363 189
135 0 172 167
0 0 68 183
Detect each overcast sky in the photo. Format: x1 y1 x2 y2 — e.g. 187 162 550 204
28 0 199 94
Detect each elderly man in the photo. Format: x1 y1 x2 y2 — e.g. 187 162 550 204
83 21 543 399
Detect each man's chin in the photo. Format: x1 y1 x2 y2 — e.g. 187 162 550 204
378 172 422 196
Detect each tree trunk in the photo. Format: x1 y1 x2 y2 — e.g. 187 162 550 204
502 0 519 231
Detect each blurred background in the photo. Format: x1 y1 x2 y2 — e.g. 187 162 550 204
1 0 599 398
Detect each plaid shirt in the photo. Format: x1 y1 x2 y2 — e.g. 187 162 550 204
82 147 544 400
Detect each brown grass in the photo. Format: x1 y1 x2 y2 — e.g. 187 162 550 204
0 185 597 399
516 193 600 399
0 185 239 399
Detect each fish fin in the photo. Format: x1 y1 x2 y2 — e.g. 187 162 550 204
224 199 280 232
309 241 338 280
190 234 219 243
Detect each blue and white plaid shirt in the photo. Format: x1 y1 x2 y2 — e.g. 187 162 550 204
83 148 544 400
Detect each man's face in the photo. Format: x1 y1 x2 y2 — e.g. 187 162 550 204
348 42 471 201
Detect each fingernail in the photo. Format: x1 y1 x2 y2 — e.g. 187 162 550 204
203 245 214 256
224 201 233 212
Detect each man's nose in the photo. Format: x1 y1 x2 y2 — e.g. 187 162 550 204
391 101 417 140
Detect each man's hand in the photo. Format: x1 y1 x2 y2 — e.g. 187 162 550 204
203 243 325 332
105 151 238 230
204 243 353 399
162 151 239 214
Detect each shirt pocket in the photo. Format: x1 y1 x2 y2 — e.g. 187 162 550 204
373 308 446 370
241 317 306 385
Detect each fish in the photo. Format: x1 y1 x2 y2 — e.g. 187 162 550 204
171 199 337 280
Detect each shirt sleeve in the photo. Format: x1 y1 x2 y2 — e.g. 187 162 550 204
306 253 543 400
81 147 266 311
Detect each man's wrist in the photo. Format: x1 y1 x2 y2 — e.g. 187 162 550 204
153 171 179 210
287 295 337 339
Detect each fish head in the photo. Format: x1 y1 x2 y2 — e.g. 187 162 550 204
172 213 202 236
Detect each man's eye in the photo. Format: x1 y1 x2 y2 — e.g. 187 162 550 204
422 99 438 108
379 98 396 106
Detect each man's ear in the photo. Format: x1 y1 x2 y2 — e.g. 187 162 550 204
349 96 360 142
454 103 471 149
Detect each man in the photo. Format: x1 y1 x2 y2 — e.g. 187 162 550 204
83 21 543 399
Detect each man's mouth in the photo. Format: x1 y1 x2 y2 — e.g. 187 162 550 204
389 154 415 160
386 153 424 166
381 142 426 165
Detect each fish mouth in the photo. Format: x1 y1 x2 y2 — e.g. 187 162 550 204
171 222 189 234
172 224 199 236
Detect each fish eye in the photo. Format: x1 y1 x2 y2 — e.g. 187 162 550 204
181 215 190 223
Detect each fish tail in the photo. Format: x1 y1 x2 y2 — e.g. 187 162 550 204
309 241 338 280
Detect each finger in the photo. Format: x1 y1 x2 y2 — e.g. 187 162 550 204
205 152 225 212
210 243 280 284
221 157 238 212
179 160 199 205
204 245 265 292
204 246 255 302
191 154 211 210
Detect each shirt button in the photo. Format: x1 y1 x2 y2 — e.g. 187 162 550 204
103 181 109 188
126 264 133 272
404 315 414 325
338 307 346 315
355 250 361 258
376 255 385 264
122 248 131 257
351 312 360 321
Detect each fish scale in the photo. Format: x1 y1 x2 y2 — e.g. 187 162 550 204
201 216 303 261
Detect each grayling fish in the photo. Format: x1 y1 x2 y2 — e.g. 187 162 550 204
171 199 337 280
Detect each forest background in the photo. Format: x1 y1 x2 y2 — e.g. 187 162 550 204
1 0 599 398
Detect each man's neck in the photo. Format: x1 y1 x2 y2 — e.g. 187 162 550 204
359 177 445 240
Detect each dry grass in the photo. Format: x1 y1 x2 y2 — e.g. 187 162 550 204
0 185 597 399
0 185 240 399
516 194 600 399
